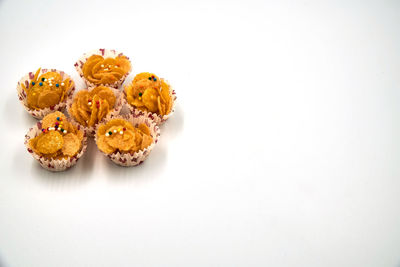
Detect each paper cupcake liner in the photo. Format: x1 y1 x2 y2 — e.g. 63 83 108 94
66 86 125 138
24 120 88 172
74 48 131 89
125 79 177 125
94 114 160 167
16 69 76 119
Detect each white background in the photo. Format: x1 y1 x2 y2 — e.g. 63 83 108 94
0 0 399 266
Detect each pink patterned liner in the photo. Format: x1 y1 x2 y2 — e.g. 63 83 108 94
124 78 177 125
94 114 161 167
66 86 125 138
16 69 76 119
74 48 131 89
24 120 88 172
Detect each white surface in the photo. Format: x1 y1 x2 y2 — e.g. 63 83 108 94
0 0 399 266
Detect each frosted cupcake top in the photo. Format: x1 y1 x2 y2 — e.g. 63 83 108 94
96 118 153 154
82 55 131 86
28 112 84 159
124 72 173 116
21 68 74 110
69 86 117 127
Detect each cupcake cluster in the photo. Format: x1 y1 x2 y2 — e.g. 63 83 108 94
19 48 176 171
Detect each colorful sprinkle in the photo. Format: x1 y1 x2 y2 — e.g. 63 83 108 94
119 131 123 135
108 131 112 135
138 92 142 96
153 78 157 81
61 83 64 86
56 117 60 121
113 129 117 133
148 77 152 80
55 84 59 87
39 82 43 86
31 81 35 86
41 78 45 81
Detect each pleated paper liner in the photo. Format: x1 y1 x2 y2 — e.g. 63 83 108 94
24 119 88 172
66 86 125 137
124 79 177 125
94 113 160 167
74 48 131 89
16 69 75 119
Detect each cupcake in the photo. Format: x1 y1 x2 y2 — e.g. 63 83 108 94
124 72 176 125
17 68 75 119
67 86 124 137
74 49 131 88
25 111 87 171
95 114 160 166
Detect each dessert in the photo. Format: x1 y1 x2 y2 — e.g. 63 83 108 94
67 86 123 136
95 115 160 166
75 49 131 88
124 72 176 124
25 111 87 171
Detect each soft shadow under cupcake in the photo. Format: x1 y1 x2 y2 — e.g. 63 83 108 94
158 103 184 140
5 92 37 129
102 144 168 184
27 139 95 189
29 160 91 189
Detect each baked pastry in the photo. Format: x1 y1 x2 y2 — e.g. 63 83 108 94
69 86 119 127
21 68 73 110
25 111 87 171
124 72 176 124
97 119 152 154
95 115 160 166
17 68 75 119
75 49 131 88
28 112 84 158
